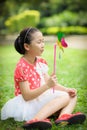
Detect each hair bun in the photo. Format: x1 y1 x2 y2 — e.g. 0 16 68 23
14 35 25 54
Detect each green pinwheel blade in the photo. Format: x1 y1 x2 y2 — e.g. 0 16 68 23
57 32 64 41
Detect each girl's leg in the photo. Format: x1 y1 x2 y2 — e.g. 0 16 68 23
32 92 70 120
58 95 77 117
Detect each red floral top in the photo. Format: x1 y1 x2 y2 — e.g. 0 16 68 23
14 57 48 96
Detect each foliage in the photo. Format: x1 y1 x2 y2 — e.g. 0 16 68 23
48 0 87 14
41 26 87 35
38 11 87 28
3 9 87 35
0 44 87 129
1 0 86 17
0 0 87 35
38 10 87 35
5 10 40 33
0 0 87 18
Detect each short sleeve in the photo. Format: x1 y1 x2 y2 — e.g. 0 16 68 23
14 65 29 82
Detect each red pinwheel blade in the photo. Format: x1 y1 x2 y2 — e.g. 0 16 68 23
61 38 68 48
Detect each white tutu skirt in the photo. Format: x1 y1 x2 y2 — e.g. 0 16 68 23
1 89 66 121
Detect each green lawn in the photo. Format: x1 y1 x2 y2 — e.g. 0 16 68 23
0 44 87 130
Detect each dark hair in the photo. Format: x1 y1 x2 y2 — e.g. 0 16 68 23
14 27 40 54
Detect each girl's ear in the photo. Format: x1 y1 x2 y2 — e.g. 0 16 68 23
24 43 30 51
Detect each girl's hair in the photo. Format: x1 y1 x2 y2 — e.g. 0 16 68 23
14 27 40 54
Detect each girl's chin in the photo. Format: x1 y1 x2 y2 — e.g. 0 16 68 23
36 54 41 57
38 52 43 56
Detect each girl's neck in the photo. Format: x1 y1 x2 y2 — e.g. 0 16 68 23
23 54 36 64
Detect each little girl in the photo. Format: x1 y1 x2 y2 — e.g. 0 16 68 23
1 27 86 130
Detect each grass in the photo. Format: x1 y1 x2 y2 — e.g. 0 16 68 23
0 44 87 130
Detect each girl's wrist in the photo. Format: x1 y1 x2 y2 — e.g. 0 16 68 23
45 83 50 90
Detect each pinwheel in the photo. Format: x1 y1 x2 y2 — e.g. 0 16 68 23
57 32 68 52
53 32 68 74
53 32 68 92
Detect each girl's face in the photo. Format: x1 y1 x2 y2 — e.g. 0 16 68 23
28 31 45 56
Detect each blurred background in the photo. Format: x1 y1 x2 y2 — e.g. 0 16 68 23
0 0 87 34
0 0 87 46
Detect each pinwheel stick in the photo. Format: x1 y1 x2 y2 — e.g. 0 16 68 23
53 32 68 93
53 43 57 93
53 43 57 74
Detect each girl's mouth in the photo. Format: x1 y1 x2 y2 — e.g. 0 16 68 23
41 49 44 53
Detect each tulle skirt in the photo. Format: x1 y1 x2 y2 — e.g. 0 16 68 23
1 89 66 121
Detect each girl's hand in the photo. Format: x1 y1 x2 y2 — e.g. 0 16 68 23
66 88 77 97
46 74 58 88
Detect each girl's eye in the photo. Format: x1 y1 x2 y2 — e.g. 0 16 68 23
37 41 41 44
37 40 44 44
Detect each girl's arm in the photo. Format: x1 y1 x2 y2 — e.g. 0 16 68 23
19 74 57 101
44 73 67 91
19 81 48 101
44 73 77 97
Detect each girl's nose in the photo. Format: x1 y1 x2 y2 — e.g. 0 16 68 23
41 42 44 47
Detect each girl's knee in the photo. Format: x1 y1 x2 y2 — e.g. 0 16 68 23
58 92 70 106
57 91 70 103
63 92 70 103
